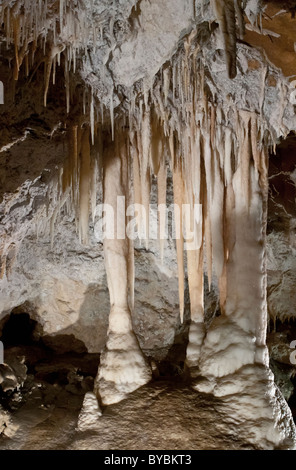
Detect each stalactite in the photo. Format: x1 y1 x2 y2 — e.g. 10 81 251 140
127 142 135 312
224 127 232 186
90 91 95 145
44 44 65 107
239 111 252 208
184 169 204 323
142 168 151 249
65 54 70 114
0 255 7 281
90 150 98 224
13 15 20 80
210 148 225 279
173 162 185 323
60 0 64 33
234 0 245 38
110 89 114 141
203 134 213 288
50 187 71 248
131 132 142 239
163 67 171 107
157 157 167 263
141 109 151 180
251 114 261 174
139 109 152 248
78 127 91 245
210 0 239 79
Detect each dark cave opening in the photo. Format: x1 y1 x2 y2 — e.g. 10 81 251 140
0 309 100 415
0 312 38 347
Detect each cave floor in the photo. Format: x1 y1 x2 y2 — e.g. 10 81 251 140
0 379 266 450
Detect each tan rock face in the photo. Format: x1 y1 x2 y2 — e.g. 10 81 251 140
245 3 296 79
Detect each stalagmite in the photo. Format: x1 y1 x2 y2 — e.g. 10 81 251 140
185 163 205 370
94 131 152 406
196 109 270 388
186 245 205 372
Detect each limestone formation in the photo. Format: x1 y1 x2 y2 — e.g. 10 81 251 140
0 0 296 450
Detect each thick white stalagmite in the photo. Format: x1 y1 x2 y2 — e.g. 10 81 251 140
94 130 152 406
197 110 270 384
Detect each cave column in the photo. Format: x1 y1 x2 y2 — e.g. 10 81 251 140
196 138 270 390
94 131 152 406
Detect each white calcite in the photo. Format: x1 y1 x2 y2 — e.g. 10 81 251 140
77 392 102 432
94 133 152 405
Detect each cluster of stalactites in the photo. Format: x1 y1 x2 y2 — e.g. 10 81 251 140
1 0 90 77
52 41 271 325
50 123 99 247
0 0 102 118
42 16 272 326
125 39 270 323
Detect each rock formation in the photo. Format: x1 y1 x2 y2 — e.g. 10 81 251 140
0 0 296 450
